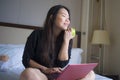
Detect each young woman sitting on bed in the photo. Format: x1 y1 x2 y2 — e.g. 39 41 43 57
20 5 95 80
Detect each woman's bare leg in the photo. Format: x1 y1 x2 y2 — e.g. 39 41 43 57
20 68 48 80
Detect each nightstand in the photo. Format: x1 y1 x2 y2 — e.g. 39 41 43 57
90 55 101 74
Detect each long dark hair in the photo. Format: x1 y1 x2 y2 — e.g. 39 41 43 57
41 5 71 67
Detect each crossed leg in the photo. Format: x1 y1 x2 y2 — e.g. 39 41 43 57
20 68 48 80
20 68 95 80
76 71 95 80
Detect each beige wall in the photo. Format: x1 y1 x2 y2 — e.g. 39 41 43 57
0 0 81 30
105 0 120 76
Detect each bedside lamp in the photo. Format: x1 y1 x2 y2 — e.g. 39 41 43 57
92 30 110 45
91 30 110 74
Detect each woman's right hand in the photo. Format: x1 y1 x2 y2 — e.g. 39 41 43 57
64 28 75 42
42 67 62 74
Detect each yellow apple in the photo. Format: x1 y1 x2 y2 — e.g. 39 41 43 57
71 28 76 37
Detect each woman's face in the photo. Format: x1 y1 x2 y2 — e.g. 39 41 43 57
54 8 70 30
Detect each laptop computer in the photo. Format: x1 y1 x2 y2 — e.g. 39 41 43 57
56 63 98 80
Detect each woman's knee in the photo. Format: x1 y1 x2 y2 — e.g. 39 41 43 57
20 68 34 80
20 68 48 80
88 70 95 79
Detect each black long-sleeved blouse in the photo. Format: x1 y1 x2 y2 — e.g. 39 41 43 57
22 29 72 68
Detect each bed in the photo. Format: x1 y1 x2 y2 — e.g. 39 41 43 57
0 22 112 80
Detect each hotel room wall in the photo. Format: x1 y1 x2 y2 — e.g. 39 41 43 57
105 0 120 77
0 0 81 31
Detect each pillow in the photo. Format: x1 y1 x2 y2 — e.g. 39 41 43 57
69 48 83 64
0 44 25 71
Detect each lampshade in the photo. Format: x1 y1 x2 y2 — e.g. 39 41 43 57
91 30 110 45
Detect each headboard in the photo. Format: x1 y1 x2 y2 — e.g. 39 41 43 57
0 22 81 48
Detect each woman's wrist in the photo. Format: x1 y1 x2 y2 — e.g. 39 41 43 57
64 39 69 45
39 66 47 72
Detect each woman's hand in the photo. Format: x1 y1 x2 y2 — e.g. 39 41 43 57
64 28 75 42
42 67 62 74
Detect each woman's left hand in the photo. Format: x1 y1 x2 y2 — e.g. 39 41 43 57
43 67 62 74
50 67 63 74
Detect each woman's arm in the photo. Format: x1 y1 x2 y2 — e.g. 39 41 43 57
58 29 73 61
58 40 69 60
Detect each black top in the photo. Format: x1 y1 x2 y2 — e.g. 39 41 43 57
22 29 72 68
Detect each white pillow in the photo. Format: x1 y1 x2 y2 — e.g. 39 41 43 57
69 48 83 64
0 44 25 71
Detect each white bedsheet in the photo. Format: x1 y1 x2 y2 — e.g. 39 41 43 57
95 74 113 80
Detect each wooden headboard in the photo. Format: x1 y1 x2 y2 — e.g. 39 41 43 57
0 22 81 48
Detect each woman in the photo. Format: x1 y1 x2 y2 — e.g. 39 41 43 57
20 5 95 80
